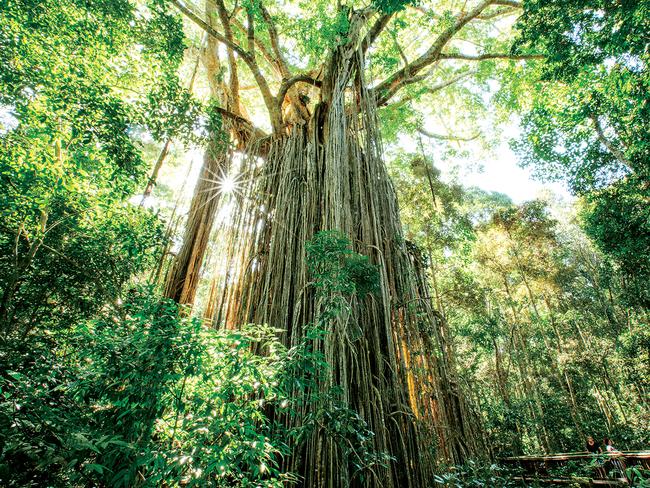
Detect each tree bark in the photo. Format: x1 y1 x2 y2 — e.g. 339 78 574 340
163 139 227 304
163 5 231 305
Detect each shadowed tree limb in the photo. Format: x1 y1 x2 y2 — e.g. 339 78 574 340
213 0 242 114
246 4 255 60
259 2 291 77
477 6 519 20
492 0 521 7
361 12 393 54
277 74 322 110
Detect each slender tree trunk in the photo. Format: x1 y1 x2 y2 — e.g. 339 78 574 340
163 138 228 304
502 277 552 451
164 9 233 305
141 50 202 203
142 140 171 201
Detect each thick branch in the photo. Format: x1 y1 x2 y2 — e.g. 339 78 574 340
477 6 518 20
374 0 495 106
211 106 270 154
211 106 258 127
277 74 322 105
492 0 521 7
246 6 255 61
213 0 241 114
259 3 291 77
361 13 393 54
171 0 282 131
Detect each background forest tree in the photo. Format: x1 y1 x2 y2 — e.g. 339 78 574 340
0 0 648 487
390 158 649 457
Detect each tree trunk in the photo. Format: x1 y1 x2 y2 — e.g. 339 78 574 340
163 139 227 304
202 27 483 486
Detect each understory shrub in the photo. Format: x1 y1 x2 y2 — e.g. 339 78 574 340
0 231 387 486
0 290 298 486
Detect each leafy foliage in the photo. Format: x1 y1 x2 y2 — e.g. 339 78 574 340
433 462 525 487
372 0 420 14
512 0 650 307
0 230 387 486
0 0 198 339
1 0 648 485
306 231 381 299
304 231 390 478
582 176 650 307
0 290 297 486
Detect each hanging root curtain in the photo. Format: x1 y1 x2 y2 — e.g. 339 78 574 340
194 17 485 488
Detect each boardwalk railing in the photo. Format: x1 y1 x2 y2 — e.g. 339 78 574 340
501 451 650 486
